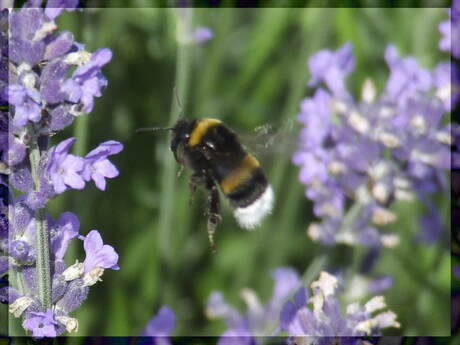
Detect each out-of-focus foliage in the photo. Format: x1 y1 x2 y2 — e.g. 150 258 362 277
3 5 452 339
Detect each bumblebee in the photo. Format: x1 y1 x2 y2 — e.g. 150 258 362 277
169 118 274 250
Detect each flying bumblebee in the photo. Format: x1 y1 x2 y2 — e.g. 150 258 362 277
140 118 274 251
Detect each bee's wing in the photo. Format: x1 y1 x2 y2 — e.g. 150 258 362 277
240 118 298 158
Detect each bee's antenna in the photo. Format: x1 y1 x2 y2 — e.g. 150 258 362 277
135 127 174 133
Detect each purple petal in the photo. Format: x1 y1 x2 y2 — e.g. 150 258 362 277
280 300 297 330
61 78 82 103
44 0 78 20
13 101 41 127
23 309 59 338
7 135 26 166
91 171 107 190
50 211 80 260
287 307 318 335
7 84 26 105
83 229 103 253
10 166 33 193
90 48 113 68
55 137 77 157
40 60 70 104
272 267 300 302
51 173 67 194
49 105 75 131
85 140 124 160
44 31 74 60
83 230 119 272
280 287 308 330
142 306 176 337
94 159 119 178
308 43 354 98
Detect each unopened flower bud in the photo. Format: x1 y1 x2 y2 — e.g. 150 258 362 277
62 260 84 281
82 267 104 287
9 296 34 317
56 315 79 333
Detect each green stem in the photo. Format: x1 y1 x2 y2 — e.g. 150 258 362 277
301 252 329 286
158 8 193 266
29 143 52 310
8 268 26 335
74 116 89 156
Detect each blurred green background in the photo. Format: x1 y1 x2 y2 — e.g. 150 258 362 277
7 5 453 338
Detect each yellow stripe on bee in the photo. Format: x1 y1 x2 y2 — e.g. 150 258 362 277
189 118 222 147
221 153 260 194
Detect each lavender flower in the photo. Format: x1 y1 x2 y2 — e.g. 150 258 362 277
47 138 123 194
293 43 453 248
80 230 119 286
23 309 59 338
61 48 112 113
48 138 85 194
82 140 123 190
3 0 123 337
206 267 301 343
280 271 400 341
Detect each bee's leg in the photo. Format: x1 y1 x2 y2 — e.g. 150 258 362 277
189 172 206 205
177 164 184 177
205 178 221 253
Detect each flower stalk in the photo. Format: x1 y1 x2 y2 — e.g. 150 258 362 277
29 141 52 310
2 2 122 337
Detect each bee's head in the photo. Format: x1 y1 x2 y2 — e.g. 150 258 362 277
170 119 193 162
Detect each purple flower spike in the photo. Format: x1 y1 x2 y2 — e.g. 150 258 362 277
44 0 78 20
48 137 85 194
143 306 176 337
5 1 120 336
82 140 123 190
294 42 452 248
82 230 119 273
50 211 79 261
62 48 112 113
308 42 354 98
23 309 59 338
